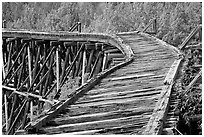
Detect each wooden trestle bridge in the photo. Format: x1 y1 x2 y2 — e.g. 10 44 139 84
2 19 202 135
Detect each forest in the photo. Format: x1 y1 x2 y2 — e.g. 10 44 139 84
2 2 202 46
2 2 202 135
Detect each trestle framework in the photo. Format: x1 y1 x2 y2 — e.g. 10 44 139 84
2 26 126 134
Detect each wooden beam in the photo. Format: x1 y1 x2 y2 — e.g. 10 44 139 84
179 25 202 50
43 54 54 96
143 58 183 135
27 43 33 122
60 43 85 86
104 48 120 54
86 49 94 73
4 63 23 86
6 41 13 72
3 42 27 84
94 52 103 75
27 47 55 93
142 18 156 33
89 51 102 79
164 58 183 85
85 43 95 50
7 100 27 135
60 43 70 83
33 46 41 81
199 27 202 42
82 48 86 85
183 70 202 95
102 53 108 71
2 86 58 104
74 42 83 77
4 94 9 132
56 45 60 94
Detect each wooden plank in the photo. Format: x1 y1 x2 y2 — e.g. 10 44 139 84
142 59 182 134
49 107 154 126
108 53 125 59
85 86 164 97
163 58 183 85
104 48 120 53
74 95 159 107
79 88 162 103
40 115 151 134
111 73 155 81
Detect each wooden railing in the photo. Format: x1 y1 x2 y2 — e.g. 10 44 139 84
2 20 82 33
69 22 81 32
142 18 157 34
179 25 202 50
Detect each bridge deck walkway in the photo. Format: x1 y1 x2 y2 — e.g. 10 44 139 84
37 32 177 135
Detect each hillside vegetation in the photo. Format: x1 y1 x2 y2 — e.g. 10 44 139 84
2 2 202 47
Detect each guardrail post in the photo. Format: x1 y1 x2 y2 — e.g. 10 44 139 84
153 18 157 34
199 26 202 42
2 20 6 28
78 22 81 33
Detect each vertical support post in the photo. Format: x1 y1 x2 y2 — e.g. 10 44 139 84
78 22 81 32
82 48 86 85
2 20 6 28
102 53 108 71
60 43 70 83
199 27 202 42
56 45 60 94
153 18 157 34
4 94 8 132
86 49 94 73
27 42 33 122
2 53 6 79
6 41 13 72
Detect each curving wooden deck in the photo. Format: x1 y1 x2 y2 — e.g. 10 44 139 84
34 32 179 135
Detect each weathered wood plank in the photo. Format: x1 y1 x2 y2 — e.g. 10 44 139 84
48 107 154 126
40 115 151 134
110 73 155 81
74 95 159 107
77 89 161 104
